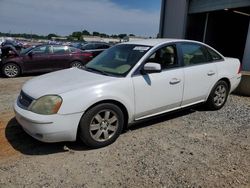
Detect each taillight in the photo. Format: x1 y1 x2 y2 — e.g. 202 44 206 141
238 63 242 74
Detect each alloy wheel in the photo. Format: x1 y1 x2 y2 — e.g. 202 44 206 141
4 64 19 77
71 62 83 69
213 85 227 107
89 110 118 142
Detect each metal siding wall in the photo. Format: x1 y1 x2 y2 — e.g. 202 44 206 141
159 0 166 37
189 0 250 13
243 21 250 71
159 0 250 71
159 0 188 38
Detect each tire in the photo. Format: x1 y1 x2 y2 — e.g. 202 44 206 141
206 80 229 110
79 103 124 148
2 63 21 78
70 61 83 69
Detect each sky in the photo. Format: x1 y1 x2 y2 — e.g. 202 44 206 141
0 0 161 37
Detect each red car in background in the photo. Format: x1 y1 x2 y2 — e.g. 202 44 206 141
0 44 93 78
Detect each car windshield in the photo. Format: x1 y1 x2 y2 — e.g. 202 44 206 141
85 44 151 77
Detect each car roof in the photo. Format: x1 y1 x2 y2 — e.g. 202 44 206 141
84 42 110 45
124 38 200 47
35 44 70 47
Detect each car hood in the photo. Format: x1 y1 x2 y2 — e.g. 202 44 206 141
22 68 116 99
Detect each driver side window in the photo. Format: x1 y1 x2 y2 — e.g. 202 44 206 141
146 45 178 70
32 46 49 55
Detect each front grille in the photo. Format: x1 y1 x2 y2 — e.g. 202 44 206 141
18 90 34 109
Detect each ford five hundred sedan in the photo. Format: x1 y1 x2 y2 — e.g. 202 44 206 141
14 39 241 148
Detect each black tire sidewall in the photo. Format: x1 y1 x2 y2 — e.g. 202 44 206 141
2 63 20 78
79 103 124 148
207 80 229 110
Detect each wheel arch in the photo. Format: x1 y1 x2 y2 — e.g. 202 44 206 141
218 77 231 92
2 61 22 75
78 99 129 131
70 59 84 63
206 77 231 101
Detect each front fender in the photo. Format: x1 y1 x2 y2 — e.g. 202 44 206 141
58 78 135 122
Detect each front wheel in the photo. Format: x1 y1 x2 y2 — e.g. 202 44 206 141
206 80 229 110
79 103 124 148
2 63 21 78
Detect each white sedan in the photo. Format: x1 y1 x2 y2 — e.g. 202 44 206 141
14 39 241 148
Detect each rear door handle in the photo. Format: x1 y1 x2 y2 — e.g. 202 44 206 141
170 78 181 85
207 71 215 76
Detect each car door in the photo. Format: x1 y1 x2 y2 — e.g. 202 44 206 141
178 42 218 106
132 44 184 120
50 45 72 70
22 45 53 72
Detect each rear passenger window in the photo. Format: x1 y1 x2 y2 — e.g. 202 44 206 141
53 46 69 54
94 44 110 49
102 45 110 49
207 47 223 61
180 43 210 66
83 44 95 50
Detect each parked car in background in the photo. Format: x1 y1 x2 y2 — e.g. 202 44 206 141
0 44 19 60
0 37 5 46
1 39 23 51
1 44 93 77
70 42 87 50
0 39 24 62
14 39 241 148
72 42 111 57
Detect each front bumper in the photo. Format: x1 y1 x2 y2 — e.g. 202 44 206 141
14 100 83 142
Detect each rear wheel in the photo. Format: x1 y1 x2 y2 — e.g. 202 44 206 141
79 103 124 148
70 61 83 69
206 80 229 110
2 63 20 78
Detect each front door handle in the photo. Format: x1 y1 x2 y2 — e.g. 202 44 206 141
170 78 181 85
207 71 215 76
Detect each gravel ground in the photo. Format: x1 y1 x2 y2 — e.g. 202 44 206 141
0 75 250 187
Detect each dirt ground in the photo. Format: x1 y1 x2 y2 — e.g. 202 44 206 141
0 75 250 187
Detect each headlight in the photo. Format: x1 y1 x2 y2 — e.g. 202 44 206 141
29 95 62 115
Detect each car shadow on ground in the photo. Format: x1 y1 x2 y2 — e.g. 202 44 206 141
5 108 197 156
5 118 89 155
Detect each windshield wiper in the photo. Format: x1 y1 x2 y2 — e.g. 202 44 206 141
84 66 110 76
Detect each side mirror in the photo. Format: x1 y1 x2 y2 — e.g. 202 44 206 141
141 62 161 74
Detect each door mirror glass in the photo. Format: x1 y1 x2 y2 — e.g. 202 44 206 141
142 62 161 74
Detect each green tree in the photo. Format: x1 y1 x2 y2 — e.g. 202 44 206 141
82 30 90 36
71 31 82 40
110 34 118 38
100 33 109 38
93 31 100 36
118 34 127 39
47 33 58 40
